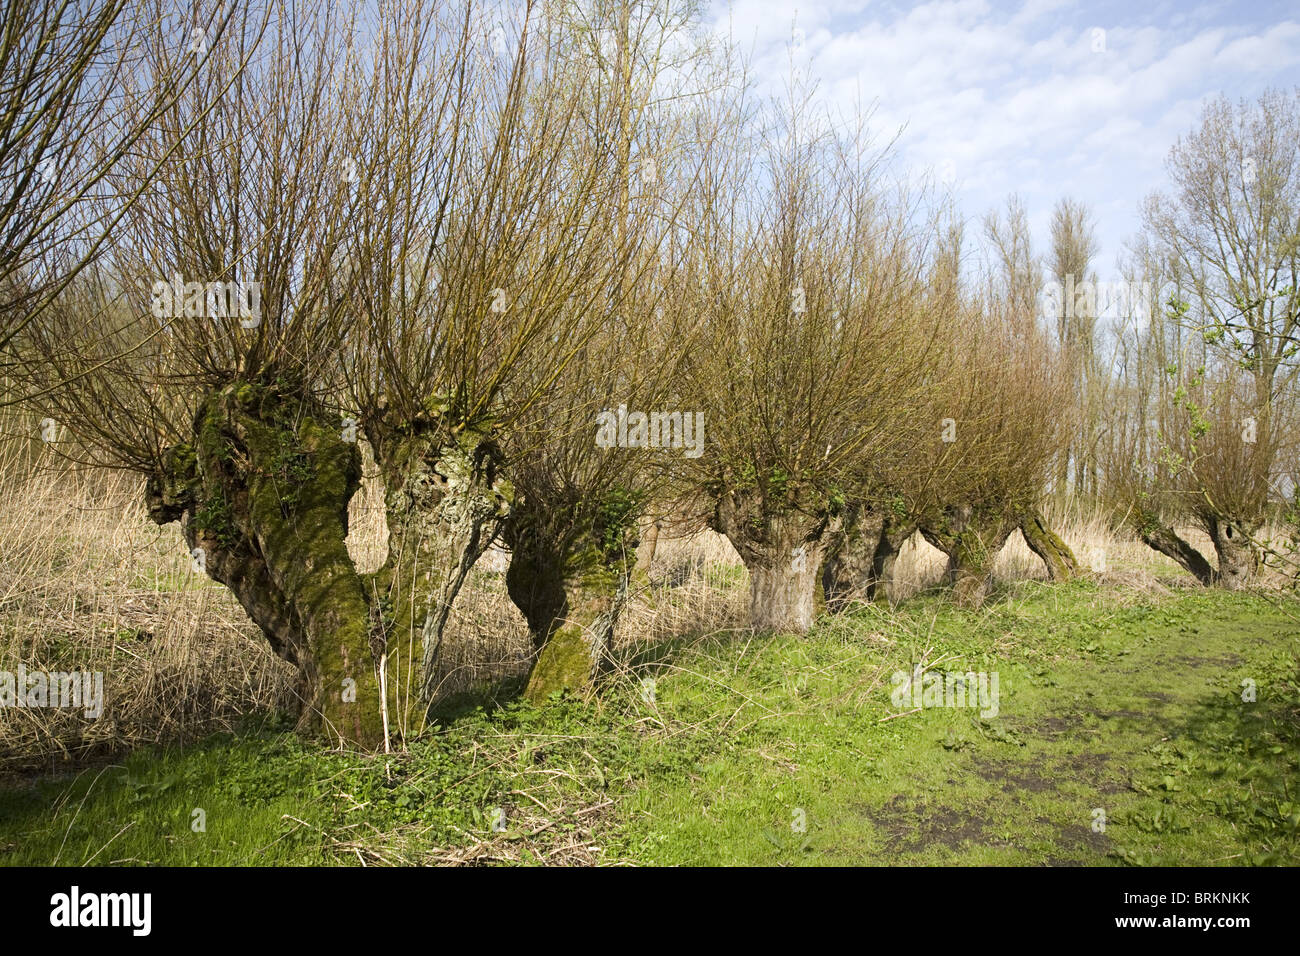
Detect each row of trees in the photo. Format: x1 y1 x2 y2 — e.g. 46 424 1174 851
4 0 1296 747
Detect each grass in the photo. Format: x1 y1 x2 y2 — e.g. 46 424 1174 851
3 579 1297 866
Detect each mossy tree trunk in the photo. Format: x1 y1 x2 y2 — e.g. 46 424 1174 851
1132 509 1258 588
1019 510 1079 581
711 493 838 633
146 382 391 747
822 503 886 613
504 493 639 702
367 416 512 706
920 504 1013 608
145 386 514 747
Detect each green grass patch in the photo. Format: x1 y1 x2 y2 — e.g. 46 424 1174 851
2 581 1297 865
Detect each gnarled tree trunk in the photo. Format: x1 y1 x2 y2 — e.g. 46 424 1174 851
1205 514 1259 590
1136 517 1216 586
822 503 885 612
146 386 512 747
367 416 512 706
146 382 389 746
920 504 1013 608
1020 510 1079 581
711 493 838 633
504 500 637 702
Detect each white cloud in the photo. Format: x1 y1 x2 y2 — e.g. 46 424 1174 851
708 0 1299 278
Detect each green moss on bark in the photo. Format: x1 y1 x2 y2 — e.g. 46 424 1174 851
507 488 641 702
1020 511 1079 581
920 505 1013 609
367 409 512 709
149 381 394 748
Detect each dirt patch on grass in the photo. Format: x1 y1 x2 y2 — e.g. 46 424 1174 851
966 758 1113 861
1056 822 1110 855
998 771 1057 793
1073 752 1129 795
974 752 1124 797
1008 712 1089 736
973 755 1059 794
1037 714 1083 733
869 794 994 853
1168 654 1243 670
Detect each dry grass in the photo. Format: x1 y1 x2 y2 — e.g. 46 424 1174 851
0 461 296 771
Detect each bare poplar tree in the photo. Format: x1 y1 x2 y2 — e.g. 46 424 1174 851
1046 197 1100 495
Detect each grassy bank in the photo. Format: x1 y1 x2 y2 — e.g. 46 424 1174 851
3 580 1296 866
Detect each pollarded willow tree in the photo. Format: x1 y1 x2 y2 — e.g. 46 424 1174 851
502 281 699 700
1105 348 1290 587
677 88 938 633
18 0 662 747
906 288 1074 607
337 0 676 720
824 199 1077 610
881 200 1075 608
491 0 715 701
821 202 963 610
22 0 400 746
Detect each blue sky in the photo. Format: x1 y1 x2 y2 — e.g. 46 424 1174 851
706 0 1300 283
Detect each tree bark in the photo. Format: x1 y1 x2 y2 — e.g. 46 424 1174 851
747 550 827 631
872 516 915 604
146 382 390 747
711 494 838 633
1206 515 1258 590
504 501 636 702
634 518 662 577
517 569 627 703
1020 510 1079 581
821 503 885 613
920 504 1013 608
367 418 512 705
1137 518 1216 586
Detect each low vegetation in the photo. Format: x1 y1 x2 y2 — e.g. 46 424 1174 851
2 467 1297 865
